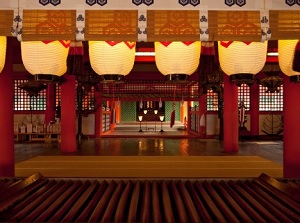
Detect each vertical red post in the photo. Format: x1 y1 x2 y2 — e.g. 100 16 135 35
44 83 56 125
283 75 300 178
60 75 76 152
250 82 259 136
223 74 239 152
0 37 14 177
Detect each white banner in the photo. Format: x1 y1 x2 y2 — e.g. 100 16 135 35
12 0 264 10
1 0 298 11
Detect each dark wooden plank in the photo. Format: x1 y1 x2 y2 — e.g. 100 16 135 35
169 181 189 223
140 181 151 223
127 180 141 222
101 181 125 223
202 180 240 223
0 178 48 219
219 180 266 223
195 181 226 223
88 180 117 222
253 178 300 215
49 180 91 222
229 180 280 223
283 181 300 190
0 173 42 202
27 180 73 222
259 173 300 203
62 180 99 222
185 180 212 223
36 180 82 222
152 181 162 223
177 181 201 223
12 180 62 222
75 180 108 222
0 179 22 191
246 180 300 222
212 180 259 223
161 181 175 223
114 181 133 222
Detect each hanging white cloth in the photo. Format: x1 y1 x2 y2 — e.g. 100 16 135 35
200 114 206 127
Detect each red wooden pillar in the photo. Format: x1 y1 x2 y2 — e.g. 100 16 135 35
223 74 239 152
115 100 121 124
61 75 76 152
44 83 56 125
250 82 259 136
283 75 300 178
0 37 14 177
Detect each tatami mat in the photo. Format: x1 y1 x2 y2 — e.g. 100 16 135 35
15 155 283 178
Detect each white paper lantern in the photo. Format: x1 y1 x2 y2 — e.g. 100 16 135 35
155 41 201 81
89 41 136 81
218 41 267 85
278 40 300 78
21 41 70 78
0 36 6 73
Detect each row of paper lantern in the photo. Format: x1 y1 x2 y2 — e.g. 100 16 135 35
0 37 299 79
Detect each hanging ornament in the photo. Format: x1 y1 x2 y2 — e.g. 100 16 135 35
67 41 84 76
293 40 300 72
155 41 201 81
21 40 70 82
159 97 163 108
181 97 184 107
89 41 136 82
278 40 300 82
0 36 7 73
218 41 268 86
139 98 143 109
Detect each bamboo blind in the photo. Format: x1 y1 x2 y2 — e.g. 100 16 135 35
270 10 300 40
208 10 262 42
147 10 200 42
21 10 76 41
0 10 14 36
85 10 138 41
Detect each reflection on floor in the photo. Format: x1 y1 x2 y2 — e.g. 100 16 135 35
14 122 283 178
102 122 191 138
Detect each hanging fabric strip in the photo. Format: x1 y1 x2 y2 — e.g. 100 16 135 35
260 9 271 42
16 7 23 41
76 9 85 41
138 10 147 42
199 9 209 41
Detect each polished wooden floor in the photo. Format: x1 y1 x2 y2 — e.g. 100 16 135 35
14 123 283 165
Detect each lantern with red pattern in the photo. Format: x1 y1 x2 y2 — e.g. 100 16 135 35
278 40 300 82
155 41 201 81
218 41 268 85
0 36 6 73
21 40 70 81
89 41 136 82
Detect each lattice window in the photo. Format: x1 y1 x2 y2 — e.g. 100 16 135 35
259 85 283 111
76 82 95 111
238 84 250 110
206 90 218 111
14 80 61 111
56 84 61 107
82 86 95 110
14 80 46 111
